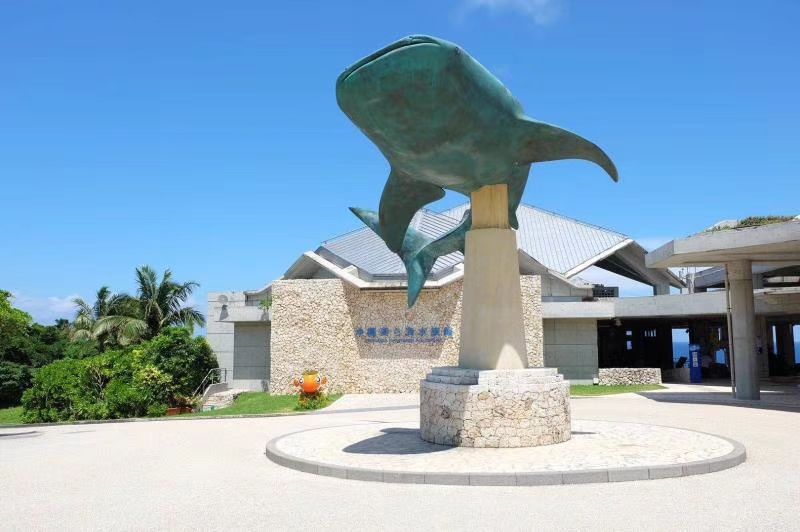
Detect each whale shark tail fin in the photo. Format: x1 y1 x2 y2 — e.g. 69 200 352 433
401 210 471 307
349 207 472 307
514 117 619 182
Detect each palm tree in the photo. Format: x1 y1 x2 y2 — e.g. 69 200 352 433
93 266 205 345
71 286 133 347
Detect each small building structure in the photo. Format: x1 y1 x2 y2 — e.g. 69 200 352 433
207 206 799 394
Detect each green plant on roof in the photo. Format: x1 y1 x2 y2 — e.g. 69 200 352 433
705 215 795 232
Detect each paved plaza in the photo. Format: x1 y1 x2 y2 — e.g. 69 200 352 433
1 383 799 530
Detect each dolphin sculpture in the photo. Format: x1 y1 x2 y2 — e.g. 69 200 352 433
337 35 618 307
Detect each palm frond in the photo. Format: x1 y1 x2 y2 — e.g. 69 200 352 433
95 315 147 345
175 307 205 334
72 297 93 319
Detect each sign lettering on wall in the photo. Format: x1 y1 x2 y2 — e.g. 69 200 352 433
354 325 455 344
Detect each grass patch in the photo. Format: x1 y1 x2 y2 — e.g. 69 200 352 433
185 392 341 417
570 384 665 396
0 406 24 425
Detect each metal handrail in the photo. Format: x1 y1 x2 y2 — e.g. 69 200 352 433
193 368 229 398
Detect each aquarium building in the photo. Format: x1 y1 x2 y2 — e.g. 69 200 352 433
207 205 800 397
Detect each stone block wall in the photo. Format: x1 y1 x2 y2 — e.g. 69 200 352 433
268 276 543 394
420 367 571 447
598 368 662 386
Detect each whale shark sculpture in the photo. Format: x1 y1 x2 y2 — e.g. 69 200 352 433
337 35 618 307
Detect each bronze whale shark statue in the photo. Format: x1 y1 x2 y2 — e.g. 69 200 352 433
337 35 618 306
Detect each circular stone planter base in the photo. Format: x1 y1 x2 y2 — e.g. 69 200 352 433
266 420 745 486
420 367 571 447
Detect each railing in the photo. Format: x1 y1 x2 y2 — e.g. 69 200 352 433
193 368 229 398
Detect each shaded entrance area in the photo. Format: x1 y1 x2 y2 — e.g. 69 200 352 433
647 219 800 399
598 317 733 380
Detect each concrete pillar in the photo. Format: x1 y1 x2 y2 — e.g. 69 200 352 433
755 316 770 377
459 184 528 370
775 323 796 367
653 283 670 296
727 260 760 400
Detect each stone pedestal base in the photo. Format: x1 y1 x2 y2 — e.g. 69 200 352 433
420 367 571 448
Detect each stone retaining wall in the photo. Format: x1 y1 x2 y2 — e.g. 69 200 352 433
598 368 662 386
269 276 543 394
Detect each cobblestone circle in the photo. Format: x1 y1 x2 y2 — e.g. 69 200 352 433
266 419 746 485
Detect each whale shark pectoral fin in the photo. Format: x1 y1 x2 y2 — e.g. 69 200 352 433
514 118 619 182
403 210 471 307
379 168 445 253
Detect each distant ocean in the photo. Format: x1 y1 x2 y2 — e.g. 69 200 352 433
672 341 800 364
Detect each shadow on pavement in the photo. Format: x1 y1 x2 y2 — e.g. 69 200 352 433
0 430 42 439
639 389 800 413
343 427 450 455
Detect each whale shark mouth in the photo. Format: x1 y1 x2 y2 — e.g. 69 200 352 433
338 35 441 84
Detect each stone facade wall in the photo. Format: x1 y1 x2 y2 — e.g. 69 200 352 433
269 276 543 394
598 368 662 386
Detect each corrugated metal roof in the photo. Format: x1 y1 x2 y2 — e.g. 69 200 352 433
321 210 464 277
323 203 631 278
441 204 629 276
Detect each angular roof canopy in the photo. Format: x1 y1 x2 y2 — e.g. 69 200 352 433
646 219 800 268
279 203 680 291
442 204 633 278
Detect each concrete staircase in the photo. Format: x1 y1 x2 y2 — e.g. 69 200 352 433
200 387 246 412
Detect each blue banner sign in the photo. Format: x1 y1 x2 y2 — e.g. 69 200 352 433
354 325 454 344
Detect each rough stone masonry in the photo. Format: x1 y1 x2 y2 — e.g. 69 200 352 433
269 276 543 394
420 367 571 448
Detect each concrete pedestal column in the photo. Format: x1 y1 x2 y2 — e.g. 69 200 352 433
727 260 760 400
458 228 528 370
422 183 569 448
457 183 528 370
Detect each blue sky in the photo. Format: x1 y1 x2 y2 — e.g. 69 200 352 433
2 0 799 325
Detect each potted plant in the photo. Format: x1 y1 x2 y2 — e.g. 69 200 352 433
166 395 196 416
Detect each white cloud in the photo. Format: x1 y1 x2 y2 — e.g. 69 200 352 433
460 0 563 25
10 291 80 325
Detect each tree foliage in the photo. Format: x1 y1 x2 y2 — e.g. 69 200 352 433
91 266 205 346
0 362 32 407
21 328 217 422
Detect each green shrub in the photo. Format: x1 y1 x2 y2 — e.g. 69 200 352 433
141 328 217 398
296 392 332 410
0 362 32 407
21 358 89 422
104 380 151 419
20 328 217 422
63 339 101 360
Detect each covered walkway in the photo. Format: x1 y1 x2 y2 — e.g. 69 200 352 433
647 219 800 399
